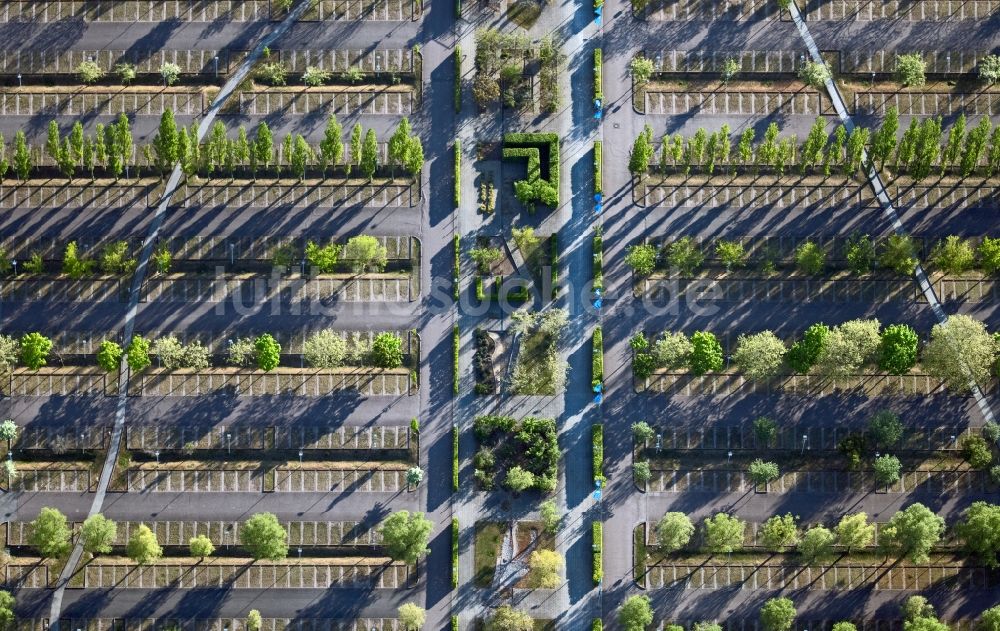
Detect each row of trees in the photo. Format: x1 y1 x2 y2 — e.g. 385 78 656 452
629 112 1000 180
4 114 422 182
631 314 999 392
625 233 1000 277
22 507 432 565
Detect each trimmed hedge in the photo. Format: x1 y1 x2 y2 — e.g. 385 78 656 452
592 620 602 631
592 521 603 585
451 517 459 588
452 425 459 491
453 324 460 395
453 616 459 631
592 423 604 483
475 275 485 301
592 326 603 388
594 141 602 195
453 234 460 300
454 47 462 112
502 132 560 207
594 48 603 102
550 233 559 299
592 231 603 290
454 140 461 207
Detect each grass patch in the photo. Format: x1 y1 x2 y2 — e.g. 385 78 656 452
474 521 505 587
451 517 459 588
508 0 542 27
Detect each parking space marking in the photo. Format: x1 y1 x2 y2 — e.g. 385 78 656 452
803 0 999 20
644 90 820 115
646 0 779 20
643 277 928 304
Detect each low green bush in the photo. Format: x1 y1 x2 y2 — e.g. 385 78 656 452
594 48 603 102
453 324 460 395
592 424 604 483
454 46 462 112
592 326 604 388
594 141 602 194
475 275 485 301
593 231 603 290
452 425 459 492
550 233 559 299
454 140 461 207
592 619 603 631
452 616 459 631
453 234 460 300
451 517 459 588
592 521 603 585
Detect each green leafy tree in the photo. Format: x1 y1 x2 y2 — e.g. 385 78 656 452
656 512 694 552
733 331 786 379
800 117 828 173
0 590 14 631
13 131 30 181
895 54 926 87
702 513 745 553
961 435 994 470
721 57 739 83
81 514 117 556
836 512 875 552
254 334 281 371
844 233 875 274
370 332 403 368
716 240 747 270
247 611 262 631
360 128 379 181
748 459 780 487
618 595 653 631
689 331 723 375
127 524 163 565
923 314 998 392
814 318 881 377
832 624 857 631
760 598 796 631
398 603 426 630
798 61 830 89
798 526 835 562
629 125 654 175
319 114 344 177
241 513 288 560
942 114 967 174
873 454 902 486
380 510 432 563
344 235 388 272
978 238 1000 274
795 240 826 275
930 235 975 274
632 421 655 444
633 460 651 482
486 606 533 631
760 514 798 551
956 502 1000 568
903 596 937 623
253 122 273 177
388 118 413 177
879 234 919 276
754 416 778 447
981 606 1000 631
540 500 560 534
505 466 534 491
153 109 179 175
126 335 151 372
526 549 563 588
786 323 829 373
189 534 215 559
29 507 71 558
348 123 362 177
880 503 945 564
96 340 123 372
980 54 1000 85
20 332 52 370
302 65 330 87
845 126 870 175
77 60 104 84
961 116 992 176
0 420 17 449
879 324 918 374
664 236 703 274
868 410 903 448
303 330 347 368
290 134 312 180
625 244 657 276
630 57 654 84
305 241 342 274
871 106 900 168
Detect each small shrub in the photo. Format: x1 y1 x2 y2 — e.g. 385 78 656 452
930 235 975 274
78 60 105 84
302 66 330 86
371 332 404 368
254 334 281 371
798 61 831 89
630 57 654 84
795 240 826 275
96 341 123 372
160 62 181 86
895 53 926 87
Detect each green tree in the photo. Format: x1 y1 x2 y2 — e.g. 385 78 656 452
624 244 657 276
880 503 945 564
254 334 281 371
13 131 31 181
664 236 703 274
487 606 533 631
505 466 534 491
955 501 1000 567
527 549 563 588
760 598 796 631
470 247 503 274
380 510 432 563
868 410 903 448
702 513 745 553
77 60 104 84
760 514 799 551
370 332 403 368
903 596 937 623
733 331 786 379
29 507 71 558
879 324 918 374
978 237 1000 274
845 126 870 175
689 331 723 375
302 65 330 87
540 499 560 534
836 512 875 552
126 524 163 565
304 241 342 274
630 57 654 84
980 54 1000 85
961 435 994 470
795 240 826 275
814 318 881 377
844 233 875 274
97 340 123 372
345 235 388 272
629 125 654 175
319 114 344 177
895 54 926 87
0 420 17 450
81 514 117 556
980 606 1000 631
753 416 778 447
748 459 780 487
961 116 992 176
797 526 835 562
871 106 900 168
923 314 998 392
800 117 828 173
786 323 829 373
253 122 273 177
360 128 379 181
930 235 975 274
832 624 857 631
290 134 311 180
348 122 362 177
153 109 179 175
247 611 262 631
0 590 14 631
404 134 423 177
879 234 919 275
632 421 655 444
388 118 413 177
798 61 830 89
398 603 426 630
633 460 651 482
20 332 52 370
618 595 653 631
942 113 967 174
873 454 902 486
126 335 151 372
716 240 747 270
721 57 739 83
241 513 288 560
656 512 694 552
189 534 215 560
303 330 347 368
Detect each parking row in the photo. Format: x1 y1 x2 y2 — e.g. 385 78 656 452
646 468 988 493
239 90 414 116
0 0 413 22
642 277 922 304
854 91 1000 116
803 0 999 20
141 275 415 303
125 467 407 492
127 370 412 397
0 90 205 117
646 562 988 590
643 372 952 397
644 91 824 116
645 0 778 20
73 561 410 589
3 619 405 631
126 424 410 451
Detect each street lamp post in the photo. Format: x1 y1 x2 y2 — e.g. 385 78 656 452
11 260 16 275
298 449 303 463
226 432 232 456
17 74 21 87
727 450 732 464
154 450 160 465
801 433 808 454
214 55 219 78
